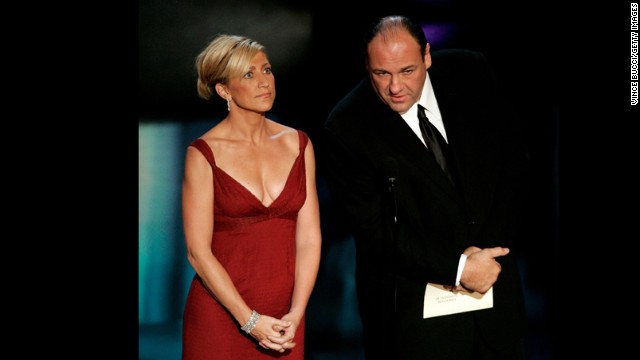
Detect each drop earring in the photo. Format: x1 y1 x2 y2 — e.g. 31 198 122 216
226 97 230 111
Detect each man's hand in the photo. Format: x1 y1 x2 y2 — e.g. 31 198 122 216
459 246 509 294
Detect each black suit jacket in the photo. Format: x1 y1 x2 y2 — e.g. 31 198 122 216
322 49 530 359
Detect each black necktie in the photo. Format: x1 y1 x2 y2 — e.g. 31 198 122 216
417 105 452 182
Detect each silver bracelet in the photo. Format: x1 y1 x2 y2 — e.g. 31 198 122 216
240 310 260 334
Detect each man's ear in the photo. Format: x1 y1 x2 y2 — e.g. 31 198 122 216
424 43 432 70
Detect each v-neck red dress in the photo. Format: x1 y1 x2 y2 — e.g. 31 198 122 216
182 130 308 360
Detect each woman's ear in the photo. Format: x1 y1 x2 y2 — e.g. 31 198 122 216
214 83 229 100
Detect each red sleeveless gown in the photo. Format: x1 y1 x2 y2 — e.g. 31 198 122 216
182 130 308 360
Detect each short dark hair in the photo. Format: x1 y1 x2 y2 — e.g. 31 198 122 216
363 15 428 61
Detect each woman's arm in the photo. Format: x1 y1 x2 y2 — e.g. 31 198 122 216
182 146 254 325
285 140 322 326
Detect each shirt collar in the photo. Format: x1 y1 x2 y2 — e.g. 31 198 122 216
419 73 436 111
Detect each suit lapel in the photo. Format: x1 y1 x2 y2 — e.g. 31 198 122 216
429 63 498 225
368 92 462 204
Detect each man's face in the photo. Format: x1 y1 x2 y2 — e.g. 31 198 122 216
366 30 431 115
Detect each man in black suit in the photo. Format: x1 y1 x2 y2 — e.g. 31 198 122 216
322 15 530 359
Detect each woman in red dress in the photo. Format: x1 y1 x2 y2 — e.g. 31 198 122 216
181 34 321 359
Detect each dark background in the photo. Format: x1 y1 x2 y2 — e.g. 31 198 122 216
18 1 635 358
140 0 562 130
136 0 605 359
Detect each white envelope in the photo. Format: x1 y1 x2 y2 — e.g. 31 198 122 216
423 283 493 318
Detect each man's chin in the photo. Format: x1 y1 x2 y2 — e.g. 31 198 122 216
377 94 411 114
389 103 411 115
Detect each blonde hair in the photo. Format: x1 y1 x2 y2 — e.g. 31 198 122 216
195 34 266 100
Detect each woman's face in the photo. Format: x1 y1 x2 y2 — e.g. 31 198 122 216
227 51 276 113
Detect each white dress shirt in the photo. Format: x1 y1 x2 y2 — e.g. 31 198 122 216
399 73 448 146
